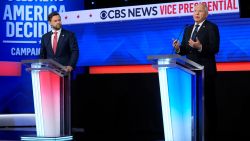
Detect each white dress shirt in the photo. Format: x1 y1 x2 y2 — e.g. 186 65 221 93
51 28 61 50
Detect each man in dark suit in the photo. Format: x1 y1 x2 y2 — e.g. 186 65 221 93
172 3 220 141
40 11 79 72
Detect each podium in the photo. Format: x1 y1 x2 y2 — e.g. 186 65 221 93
148 54 204 141
21 59 72 141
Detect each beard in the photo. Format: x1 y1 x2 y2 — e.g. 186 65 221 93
52 23 62 30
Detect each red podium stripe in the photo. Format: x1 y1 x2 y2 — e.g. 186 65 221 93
217 62 250 71
89 62 250 74
0 61 21 76
89 65 158 74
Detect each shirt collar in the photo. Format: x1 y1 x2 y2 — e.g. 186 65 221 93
195 20 206 27
52 28 62 35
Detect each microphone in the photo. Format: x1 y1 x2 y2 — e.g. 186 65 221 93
176 24 189 41
172 24 189 54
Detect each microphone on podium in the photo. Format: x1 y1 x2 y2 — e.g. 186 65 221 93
171 24 189 54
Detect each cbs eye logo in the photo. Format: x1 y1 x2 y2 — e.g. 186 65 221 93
100 10 107 20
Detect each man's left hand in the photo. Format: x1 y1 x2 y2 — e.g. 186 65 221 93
64 66 73 72
188 37 202 50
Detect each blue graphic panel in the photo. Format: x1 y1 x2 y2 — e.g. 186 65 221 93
0 0 84 62
64 12 250 66
0 67 34 113
0 0 84 114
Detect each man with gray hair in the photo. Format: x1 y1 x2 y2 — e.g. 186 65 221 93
172 3 220 141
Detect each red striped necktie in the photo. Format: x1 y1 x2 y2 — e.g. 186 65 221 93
53 31 58 54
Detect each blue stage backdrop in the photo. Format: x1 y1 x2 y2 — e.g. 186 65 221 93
0 0 84 114
0 0 250 114
64 12 250 66
60 0 250 66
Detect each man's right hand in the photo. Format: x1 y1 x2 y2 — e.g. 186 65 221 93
172 39 180 52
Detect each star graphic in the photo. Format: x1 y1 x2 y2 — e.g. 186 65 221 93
65 16 68 19
77 15 80 18
89 13 92 17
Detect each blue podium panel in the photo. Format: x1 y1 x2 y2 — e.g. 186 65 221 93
168 68 193 141
158 67 193 141
148 55 204 141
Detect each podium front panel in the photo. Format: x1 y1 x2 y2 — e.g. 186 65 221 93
158 67 194 141
31 64 61 137
148 55 204 141
22 59 72 139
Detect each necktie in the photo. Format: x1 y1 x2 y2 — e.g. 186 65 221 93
53 31 58 54
191 24 199 41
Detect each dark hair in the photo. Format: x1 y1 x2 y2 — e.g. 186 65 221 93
48 11 60 21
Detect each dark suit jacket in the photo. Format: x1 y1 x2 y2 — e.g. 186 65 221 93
40 28 79 68
178 20 220 76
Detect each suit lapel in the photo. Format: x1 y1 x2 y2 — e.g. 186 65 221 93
47 31 54 54
197 21 207 36
187 26 193 39
56 29 65 55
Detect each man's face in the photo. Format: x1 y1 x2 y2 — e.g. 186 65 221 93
49 15 62 30
193 4 208 24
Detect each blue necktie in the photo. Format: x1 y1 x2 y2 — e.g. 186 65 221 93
191 24 199 41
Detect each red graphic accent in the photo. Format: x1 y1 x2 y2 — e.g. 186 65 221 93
216 62 250 71
89 13 92 17
77 15 80 18
89 65 157 74
65 16 68 19
0 61 21 76
89 62 250 74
